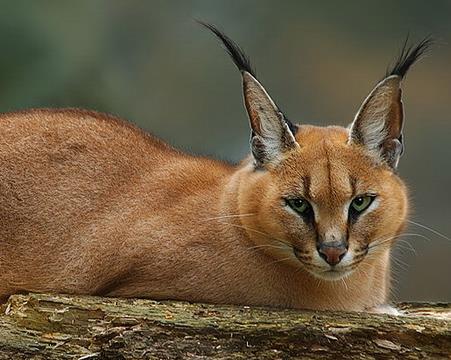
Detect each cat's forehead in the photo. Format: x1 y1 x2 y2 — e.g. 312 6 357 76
281 125 383 202
291 125 363 169
294 125 350 145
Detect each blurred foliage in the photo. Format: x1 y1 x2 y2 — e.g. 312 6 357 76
0 0 449 301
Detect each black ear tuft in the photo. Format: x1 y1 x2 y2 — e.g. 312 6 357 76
198 21 299 142
387 36 433 78
197 20 256 77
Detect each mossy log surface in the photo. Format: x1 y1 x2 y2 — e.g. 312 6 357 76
0 294 449 359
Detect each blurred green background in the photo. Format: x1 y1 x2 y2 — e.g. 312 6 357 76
0 1 449 301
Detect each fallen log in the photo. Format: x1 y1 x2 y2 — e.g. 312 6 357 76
0 293 449 359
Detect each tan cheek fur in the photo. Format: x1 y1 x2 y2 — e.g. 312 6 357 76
0 109 408 311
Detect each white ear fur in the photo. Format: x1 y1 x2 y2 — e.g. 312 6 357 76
242 72 298 167
348 76 404 168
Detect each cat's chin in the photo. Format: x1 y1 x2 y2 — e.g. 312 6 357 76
309 268 354 281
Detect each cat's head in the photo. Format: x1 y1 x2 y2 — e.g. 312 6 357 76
202 23 430 280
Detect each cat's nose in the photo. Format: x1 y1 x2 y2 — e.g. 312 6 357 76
317 241 348 266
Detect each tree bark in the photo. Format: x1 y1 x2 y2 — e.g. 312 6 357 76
0 294 449 359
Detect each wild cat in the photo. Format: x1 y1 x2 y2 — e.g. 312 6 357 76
0 23 431 312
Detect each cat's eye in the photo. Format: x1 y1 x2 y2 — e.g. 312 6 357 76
350 195 375 213
286 198 311 216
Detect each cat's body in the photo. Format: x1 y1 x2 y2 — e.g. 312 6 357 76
0 108 392 310
0 24 430 311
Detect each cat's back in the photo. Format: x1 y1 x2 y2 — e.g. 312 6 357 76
0 108 179 168
0 107 232 180
0 108 232 243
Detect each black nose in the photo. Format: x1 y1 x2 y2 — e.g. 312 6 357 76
317 241 348 266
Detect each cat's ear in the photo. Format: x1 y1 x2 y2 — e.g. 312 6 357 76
199 21 298 168
348 37 432 169
242 72 298 167
348 76 404 168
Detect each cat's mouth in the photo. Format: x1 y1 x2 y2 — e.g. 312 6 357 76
293 247 356 281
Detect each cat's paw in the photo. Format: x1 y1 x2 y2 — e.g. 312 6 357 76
369 304 404 316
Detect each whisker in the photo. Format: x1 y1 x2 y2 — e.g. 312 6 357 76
368 233 429 251
368 235 398 250
216 221 301 267
401 233 432 242
203 213 256 222
246 244 288 251
394 239 417 255
407 219 451 242
293 263 307 277
265 256 295 266
391 255 409 271
218 221 293 248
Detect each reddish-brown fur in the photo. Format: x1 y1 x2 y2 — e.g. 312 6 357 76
0 107 407 310
0 25 426 311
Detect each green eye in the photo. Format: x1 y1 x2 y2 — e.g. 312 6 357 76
350 195 374 213
287 198 311 215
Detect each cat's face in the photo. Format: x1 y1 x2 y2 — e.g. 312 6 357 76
202 23 428 281
239 125 409 280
